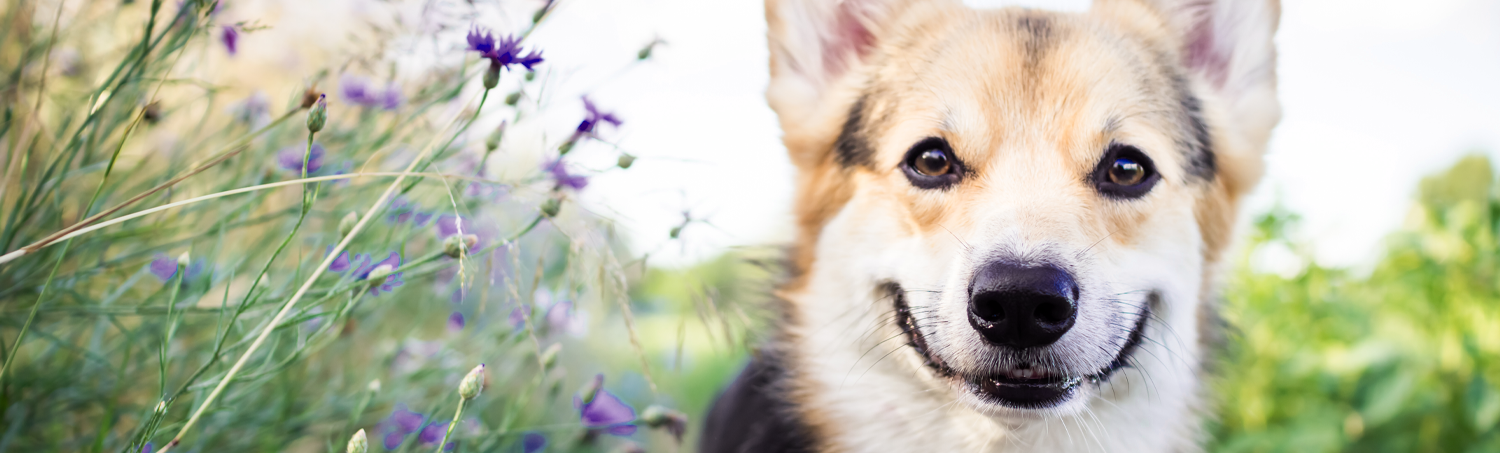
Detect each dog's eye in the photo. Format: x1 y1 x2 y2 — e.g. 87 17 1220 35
1093 144 1159 198
1108 158 1145 185
901 137 963 190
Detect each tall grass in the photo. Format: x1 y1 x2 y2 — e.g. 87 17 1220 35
0 0 721 451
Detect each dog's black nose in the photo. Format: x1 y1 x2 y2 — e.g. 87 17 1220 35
968 262 1079 349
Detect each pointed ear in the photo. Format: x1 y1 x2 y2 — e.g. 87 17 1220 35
1131 0 1282 150
765 0 928 168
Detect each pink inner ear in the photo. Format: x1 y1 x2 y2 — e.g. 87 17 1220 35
822 1 878 78
1184 13 1230 89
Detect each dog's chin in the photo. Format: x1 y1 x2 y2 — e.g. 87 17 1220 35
889 283 1149 415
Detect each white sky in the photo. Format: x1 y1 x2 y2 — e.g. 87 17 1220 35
515 0 1500 267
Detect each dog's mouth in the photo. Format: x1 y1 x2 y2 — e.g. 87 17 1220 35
890 283 1149 410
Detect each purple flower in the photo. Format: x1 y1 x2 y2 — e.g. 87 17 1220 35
466 27 545 71
380 404 426 449
355 252 405 295
229 91 270 125
221 26 238 56
577 96 622 136
276 143 325 174
448 312 466 332
574 375 637 436
325 246 352 272
341 75 403 110
386 197 416 224
140 442 154 453
436 214 468 237
521 432 547 453
413 212 434 227
149 254 177 281
418 421 455 451
544 159 588 190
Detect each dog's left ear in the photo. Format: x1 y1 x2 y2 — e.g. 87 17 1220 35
1117 0 1282 152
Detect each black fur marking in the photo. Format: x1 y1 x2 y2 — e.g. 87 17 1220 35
833 95 874 169
700 349 817 453
1174 77 1217 181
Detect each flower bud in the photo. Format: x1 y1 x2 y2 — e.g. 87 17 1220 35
525 71 536 82
306 94 328 132
640 405 688 442
540 197 563 218
483 60 501 89
444 234 479 259
540 343 562 369
577 373 604 406
367 379 382 392
339 212 359 237
484 122 507 152
366 264 394 288
505 91 521 106
532 6 547 23
616 153 635 169
669 226 682 239
347 429 368 453
459 364 486 400
176 251 191 268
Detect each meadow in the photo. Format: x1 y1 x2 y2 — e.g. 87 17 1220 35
0 0 1495 452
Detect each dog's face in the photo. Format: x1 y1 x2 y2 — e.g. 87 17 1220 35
768 0 1278 426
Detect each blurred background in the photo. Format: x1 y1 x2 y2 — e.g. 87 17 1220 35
0 0 1497 451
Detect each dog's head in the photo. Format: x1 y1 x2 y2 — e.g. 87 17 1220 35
767 0 1278 419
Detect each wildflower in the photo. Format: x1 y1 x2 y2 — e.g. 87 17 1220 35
436 214 468 237
448 312 466 332
140 442 154 453
339 212 359 237
368 379 382 392
276 143 325 174
413 212 434 227
341 75 403 110
379 404 426 449
574 374 636 436
576 96 622 138
307 94 327 132
417 421 455 451
509 306 529 329
640 405 688 443
466 27 545 72
149 254 178 281
325 246 353 272
459 364 486 400
222 26 238 56
356 252 404 295
386 197 416 224
176 251 190 268
347 429 368 453
544 299 587 337
521 432 548 453
544 159 588 190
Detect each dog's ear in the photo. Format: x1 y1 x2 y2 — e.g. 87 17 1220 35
1115 0 1282 151
765 0 931 169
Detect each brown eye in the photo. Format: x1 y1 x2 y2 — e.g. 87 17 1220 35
901 137 964 190
1108 158 1145 185
1093 144 1159 199
915 149 951 176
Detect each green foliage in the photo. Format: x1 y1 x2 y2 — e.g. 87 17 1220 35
1211 154 1500 452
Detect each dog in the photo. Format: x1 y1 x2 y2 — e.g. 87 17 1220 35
701 0 1279 451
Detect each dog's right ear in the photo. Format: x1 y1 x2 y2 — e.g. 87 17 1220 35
765 0 923 169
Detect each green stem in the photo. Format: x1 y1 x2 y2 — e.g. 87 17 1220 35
437 398 469 453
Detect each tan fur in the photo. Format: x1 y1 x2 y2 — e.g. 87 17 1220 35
762 0 1279 450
